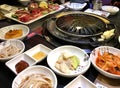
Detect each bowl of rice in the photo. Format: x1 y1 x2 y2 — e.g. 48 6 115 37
0 39 25 61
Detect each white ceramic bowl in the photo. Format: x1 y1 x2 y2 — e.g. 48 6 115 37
101 5 119 15
0 24 29 41
12 65 57 88
66 2 87 10
90 46 120 79
18 0 31 6
118 36 120 43
47 45 90 77
0 39 25 61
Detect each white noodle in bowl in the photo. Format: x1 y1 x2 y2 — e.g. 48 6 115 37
0 39 25 61
12 65 57 88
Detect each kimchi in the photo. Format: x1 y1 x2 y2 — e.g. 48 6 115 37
96 51 120 75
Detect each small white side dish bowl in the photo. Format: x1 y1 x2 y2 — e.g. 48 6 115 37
47 45 90 77
18 0 31 6
66 2 87 10
0 24 29 41
5 53 35 74
118 36 120 43
90 46 120 79
64 75 96 88
0 39 25 61
25 44 52 63
101 5 119 15
12 65 57 88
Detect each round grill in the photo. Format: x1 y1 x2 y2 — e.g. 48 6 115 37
55 13 106 37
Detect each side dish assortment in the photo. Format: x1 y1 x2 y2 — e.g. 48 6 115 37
1 24 120 88
0 1 120 88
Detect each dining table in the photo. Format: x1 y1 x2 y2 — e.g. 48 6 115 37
0 2 120 88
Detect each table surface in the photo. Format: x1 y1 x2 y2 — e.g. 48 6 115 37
0 4 120 88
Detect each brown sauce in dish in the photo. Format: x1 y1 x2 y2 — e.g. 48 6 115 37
15 60 29 73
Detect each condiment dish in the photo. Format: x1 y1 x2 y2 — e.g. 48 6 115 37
5 53 35 74
25 44 52 63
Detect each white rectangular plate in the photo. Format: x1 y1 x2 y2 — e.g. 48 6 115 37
5 5 64 24
64 75 96 88
5 44 52 75
84 8 110 18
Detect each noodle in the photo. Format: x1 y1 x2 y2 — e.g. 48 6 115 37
18 74 52 88
0 44 21 58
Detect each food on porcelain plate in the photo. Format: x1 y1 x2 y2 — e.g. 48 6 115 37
18 74 52 88
5 1 64 24
12 65 57 88
96 51 120 75
90 46 120 79
47 45 90 77
55 52 80 74
5 29 23 39
0 40 25 61
0 43 21 58
0 24 29 40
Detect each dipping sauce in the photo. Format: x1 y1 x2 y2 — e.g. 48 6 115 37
15 60 29 73
32 51 46 61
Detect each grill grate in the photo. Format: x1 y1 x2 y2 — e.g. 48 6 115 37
55 14 106 37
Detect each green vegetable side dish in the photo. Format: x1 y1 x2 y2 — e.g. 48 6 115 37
55 52 80 74
69 55 80 70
